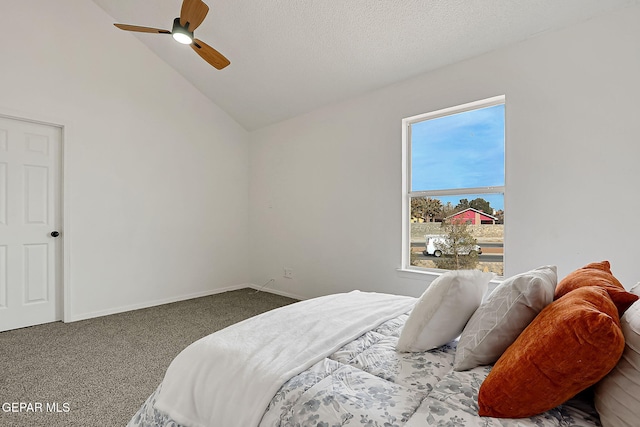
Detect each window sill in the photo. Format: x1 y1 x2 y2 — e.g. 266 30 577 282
396 267 503 295
396 268 442 281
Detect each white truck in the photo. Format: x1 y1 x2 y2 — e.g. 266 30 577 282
422 235 482 257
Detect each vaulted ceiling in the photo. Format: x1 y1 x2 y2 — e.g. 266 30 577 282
92 0 640 130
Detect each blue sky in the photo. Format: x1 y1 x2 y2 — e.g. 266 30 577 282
411 104 505 210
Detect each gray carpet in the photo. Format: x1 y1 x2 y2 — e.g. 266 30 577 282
0 288 297 427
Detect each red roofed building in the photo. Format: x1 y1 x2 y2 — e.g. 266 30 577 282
446 207 497 225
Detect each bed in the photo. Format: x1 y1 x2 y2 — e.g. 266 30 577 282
128 262 640 427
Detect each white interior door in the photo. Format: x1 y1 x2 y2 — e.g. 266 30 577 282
0 116 62 332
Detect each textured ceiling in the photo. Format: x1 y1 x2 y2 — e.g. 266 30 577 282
92 0 639 130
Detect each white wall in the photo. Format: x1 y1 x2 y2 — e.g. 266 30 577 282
249 5 640 299
3 1 637 319
0 0 250 320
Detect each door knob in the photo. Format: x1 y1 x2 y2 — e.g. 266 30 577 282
51 231 60 237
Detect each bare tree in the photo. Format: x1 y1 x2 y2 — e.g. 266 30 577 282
433 217 480 270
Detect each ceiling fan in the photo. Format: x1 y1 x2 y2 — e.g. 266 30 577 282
114 0 230 70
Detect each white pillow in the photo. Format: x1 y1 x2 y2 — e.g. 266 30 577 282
397 270 494 352
453 265 557 371
595 299 640 427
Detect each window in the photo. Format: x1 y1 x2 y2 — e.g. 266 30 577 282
402 96 505 275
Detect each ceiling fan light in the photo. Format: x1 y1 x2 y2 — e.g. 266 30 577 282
172 17 193 44
173 32 193 44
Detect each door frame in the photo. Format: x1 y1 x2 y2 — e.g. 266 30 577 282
0 107 71 324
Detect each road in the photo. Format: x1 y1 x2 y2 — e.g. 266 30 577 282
411 241 503 262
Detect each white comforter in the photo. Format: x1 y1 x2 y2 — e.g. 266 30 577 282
153 291 416 427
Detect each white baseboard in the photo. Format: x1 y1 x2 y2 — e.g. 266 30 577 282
247 284 306 301
67 284 250 322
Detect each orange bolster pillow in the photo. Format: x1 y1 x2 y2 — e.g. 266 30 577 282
555 261 638 316
478 286 625 418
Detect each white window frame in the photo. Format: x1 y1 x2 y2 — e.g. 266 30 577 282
401 95 506 274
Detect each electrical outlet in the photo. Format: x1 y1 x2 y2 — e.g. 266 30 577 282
283 268 293 279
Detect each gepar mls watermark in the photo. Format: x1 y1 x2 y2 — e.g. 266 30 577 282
2 402 70 413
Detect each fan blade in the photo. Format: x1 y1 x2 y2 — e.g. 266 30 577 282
191 39 230 70
180 0 209 31
114 24 171 34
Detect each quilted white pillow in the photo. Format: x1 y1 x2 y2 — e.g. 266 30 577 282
453 265 557 371
397 270 494 353
595 299 640 427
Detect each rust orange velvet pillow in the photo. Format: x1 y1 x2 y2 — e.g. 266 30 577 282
478 286 624 418
555 261 638 316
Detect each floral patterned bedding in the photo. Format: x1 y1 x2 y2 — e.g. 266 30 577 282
128 313 601 427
